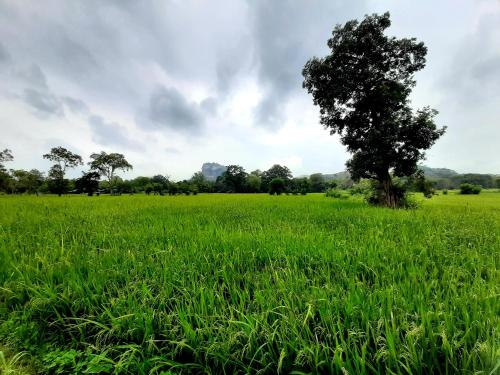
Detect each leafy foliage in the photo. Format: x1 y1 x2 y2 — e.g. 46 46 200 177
75 172 101 196
43 147 83 196
268 177 285 195
219 165 248 193
262 165 292 192
460 183 481 195
303 12 445 207
43 147 83 172
89 152 132 194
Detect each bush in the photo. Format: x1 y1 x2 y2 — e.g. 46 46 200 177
460 183 481 195
325 188 348 199
349 180 371 196
442 189 448 195
269 178 285 195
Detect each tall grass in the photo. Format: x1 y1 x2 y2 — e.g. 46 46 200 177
0 193 499 374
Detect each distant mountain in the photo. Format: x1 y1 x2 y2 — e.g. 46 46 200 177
419 165 458 178
202 162 227 181
322 171 350 181
312 166 459 181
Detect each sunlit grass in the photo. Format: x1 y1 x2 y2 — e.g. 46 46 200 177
0 192 499 374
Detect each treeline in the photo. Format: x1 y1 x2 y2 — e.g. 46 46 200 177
0 147 132 196
1 147 499 196
0 147 346 196
426 174 499 190
0 148 338 196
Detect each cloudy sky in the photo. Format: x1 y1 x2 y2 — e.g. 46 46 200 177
1 0 499 179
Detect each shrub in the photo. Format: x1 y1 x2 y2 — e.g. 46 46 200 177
349 180 371 196
460 183 481 195
325 188 348 199
442 189 448 195
269 178 285 195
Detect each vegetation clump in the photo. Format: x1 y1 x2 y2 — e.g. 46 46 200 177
268 177 285 195
460 183 482 194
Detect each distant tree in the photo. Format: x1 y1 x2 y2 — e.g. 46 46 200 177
167 182 179 195
262 165 292 192
293 177 310 194
11 169 44 195
451 174 494 188
151 175 169 194
43 147 82 196
190 172 211 192
43 146 83 173
246 174 262 193
47 165 68 196
118 179 134 194
75 171 100 196
269 178 285 195
303 12 445 207
145 184 154 195
152 174 169 186
89 152 132 195
309 173 326 192
131 176 152 192
220 165 248 193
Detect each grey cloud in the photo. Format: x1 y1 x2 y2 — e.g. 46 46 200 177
18 64 48 89
441 11 500 106
54 35 100 79
62 96 90 114
248 0 366 128
0 42 10 63
200 97 217 115
23 88 63 117
144 86 204 132
89 115 143 151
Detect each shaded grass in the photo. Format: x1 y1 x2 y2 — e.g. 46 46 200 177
0 193 499 374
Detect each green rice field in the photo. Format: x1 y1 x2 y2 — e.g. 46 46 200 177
0 193 499 374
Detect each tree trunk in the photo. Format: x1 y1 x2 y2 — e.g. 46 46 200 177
380 175 397 208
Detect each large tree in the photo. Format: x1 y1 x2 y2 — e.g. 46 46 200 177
75 171 101 196
303 12 445 207
220 165 248 193
262 164 292 193
89 151 132 194
43 146 83 196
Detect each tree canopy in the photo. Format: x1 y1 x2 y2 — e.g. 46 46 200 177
89 152 133 193
43 147 83 196
220 165 248 193
0 149 13 167
43 146 83 172
303 12 445 207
